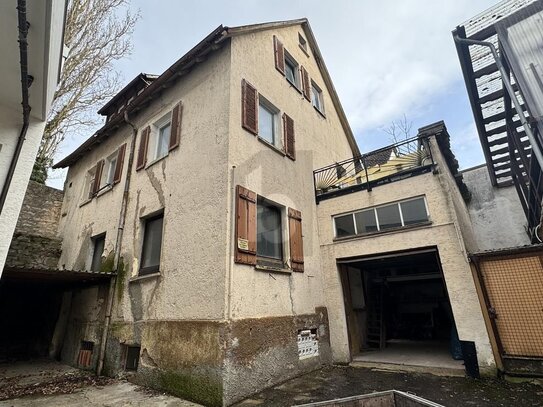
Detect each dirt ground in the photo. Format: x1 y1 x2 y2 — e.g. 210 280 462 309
234 366 543 407
0 360 200 406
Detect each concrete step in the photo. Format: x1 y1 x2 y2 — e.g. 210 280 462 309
350 360 466 377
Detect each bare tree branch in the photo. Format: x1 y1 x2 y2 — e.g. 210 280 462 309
32 0 139 183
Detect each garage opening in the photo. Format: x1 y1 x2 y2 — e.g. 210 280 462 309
339 248 464 372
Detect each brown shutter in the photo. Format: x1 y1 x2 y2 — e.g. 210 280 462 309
283 113 295 160
288 208 304 272
113 143 126 184
241 80 258 135
301 66 311 101
274 35 285 75
235 185 257 265
136 126 150 171
92 159 104 196
169 102 182 151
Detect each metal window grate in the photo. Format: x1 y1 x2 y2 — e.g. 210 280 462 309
78 341 94 367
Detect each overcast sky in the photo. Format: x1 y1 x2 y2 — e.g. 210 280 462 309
50 0 500 188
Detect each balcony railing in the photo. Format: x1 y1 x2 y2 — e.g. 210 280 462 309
313 135 435 202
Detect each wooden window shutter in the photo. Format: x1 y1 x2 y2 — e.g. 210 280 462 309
283 113 295 160
241 80 258 135
113 143 126 184
169 102 183 151
288 208 304 272
92 159 104 196
235 185 257 265
136 126 150 171
301 66 311 101
274 35 285 75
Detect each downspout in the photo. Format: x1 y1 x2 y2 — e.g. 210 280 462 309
0 0 31 215
453 35 543 170
96 110 138 376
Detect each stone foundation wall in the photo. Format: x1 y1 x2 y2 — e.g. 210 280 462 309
103 308 331 406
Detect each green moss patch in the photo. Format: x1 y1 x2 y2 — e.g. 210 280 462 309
159 371 222 407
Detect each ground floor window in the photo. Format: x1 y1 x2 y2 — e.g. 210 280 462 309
140 212 164 275
257 197 283 262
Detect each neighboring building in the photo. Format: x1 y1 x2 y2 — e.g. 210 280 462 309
314 122 495 376
453 0 543 241
462 164 530 250
454 0 543 377
0 0 67 276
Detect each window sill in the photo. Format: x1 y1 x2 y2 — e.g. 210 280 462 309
333 221 433 242
129 272 161 283
313 105 326 119
257 137 286 157
79 197 93 208
255 264 291 274
286 78 302 95
96 184 113 198
145 154 168 170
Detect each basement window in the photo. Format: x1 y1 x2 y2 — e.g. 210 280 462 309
123 344 141 371
333 196 429 238
77 341 94 367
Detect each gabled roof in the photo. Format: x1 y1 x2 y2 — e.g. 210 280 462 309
54 19 360 168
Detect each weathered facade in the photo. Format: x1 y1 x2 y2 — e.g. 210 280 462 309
53 20 356 406
315 123 495 375
462 165 530 250
23 17 513 407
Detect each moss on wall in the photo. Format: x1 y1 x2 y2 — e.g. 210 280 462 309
158 371 222 407
115 256 127 301
100 251 115 273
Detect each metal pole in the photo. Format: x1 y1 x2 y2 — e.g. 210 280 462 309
453 35 543 170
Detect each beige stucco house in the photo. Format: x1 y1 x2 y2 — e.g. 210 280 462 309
43 18 495 407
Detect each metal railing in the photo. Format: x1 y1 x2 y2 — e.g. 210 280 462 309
313 135 434 202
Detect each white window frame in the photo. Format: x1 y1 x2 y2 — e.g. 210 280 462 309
311 80 324 114
284 51 300 88
258 96 282 150
101 151 118 188
84 166 97 200
148 113 172 163
333 196 430 238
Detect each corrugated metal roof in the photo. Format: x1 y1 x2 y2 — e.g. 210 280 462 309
2 266 115 283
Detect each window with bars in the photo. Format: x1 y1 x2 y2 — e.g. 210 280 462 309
334 196 429 238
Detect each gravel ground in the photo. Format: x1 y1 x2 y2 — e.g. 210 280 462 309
234 366 543 407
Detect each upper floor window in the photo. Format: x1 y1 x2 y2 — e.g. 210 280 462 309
85 166 97 200
140 212 164 275
102 152 118 187
298 33 308 54
151 114 171 162
136 102 182 171
284 52 300 88
241 80 295 160
311 81 324 114
258 97 281 149
334 196 429 238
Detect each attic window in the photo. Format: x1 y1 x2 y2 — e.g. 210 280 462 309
298 33 308 54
